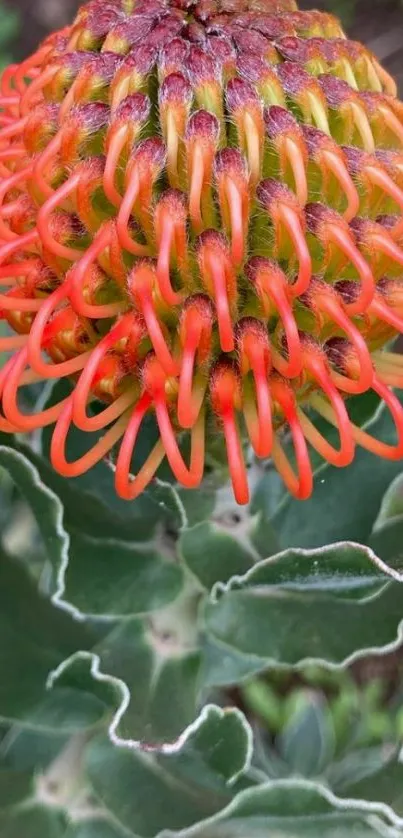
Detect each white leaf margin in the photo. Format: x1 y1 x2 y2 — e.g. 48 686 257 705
0 445 82 621
157 778 403 837
210 540 403 599
47 650 252 783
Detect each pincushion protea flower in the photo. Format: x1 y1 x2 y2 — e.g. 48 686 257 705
1 0 403 505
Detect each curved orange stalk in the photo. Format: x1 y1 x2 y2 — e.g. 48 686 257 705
114 393 166 500
270 378 313 500
51 400 129 478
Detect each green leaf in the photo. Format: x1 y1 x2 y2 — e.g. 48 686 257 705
84 706 252 837
374 473 403 529
368 519 403 570
0 548 97 726
0 768 33 808
277 693 335 777
0 445 69 592
64 532 184 618
65 821 129 838
326 747 398 796
180 522 256 590
0 430 164 544
0 805 66 838
341 757 403 818
202 543 403 676
0 438 185 621
48 618 202 745
268 400 403 551
159 780 402 837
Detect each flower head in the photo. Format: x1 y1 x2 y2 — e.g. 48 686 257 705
1 0 403 504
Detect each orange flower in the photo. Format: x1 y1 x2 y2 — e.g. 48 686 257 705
0 0 403 504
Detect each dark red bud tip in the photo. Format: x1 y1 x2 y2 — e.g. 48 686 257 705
324 336 353 374
186 109 220 140
334 280 361 305
186 21 207 43
181 292 214 321
236 55 270 85
300 124 327 153
264 105 302 139
156 188 187 218
114 92 151 124
87 51 123 81
349 216 376 243
276 36 310 63
83 5 125 39
69 102 110 134
130 137 166 173
341 144 368 175
231 27 270 57
376 214 400 231
61 50 95 76
257 178 302 212
214 147 248 178
276 61 313 95
160 38 189 74
206 35 236 68
375 149 402 169
119 44 157 77
105 16 155 50
235 316 269 348
233 12 293 39
159 72 192 105
210 357 242 414
319 73 353 106
186 45 218 83
197 228 228 255
245 255 285 285
47 211 86 243
305 201 340 235
226 77 260 113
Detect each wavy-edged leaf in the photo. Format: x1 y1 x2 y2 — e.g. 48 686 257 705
84 707 253 837
202 543 403 678
0 445 69 590
374 473 403 529
47 617 202 746
341 755 403 818
0 430 165 543
0 548 98 726
159 780 403 837
326 746 398 796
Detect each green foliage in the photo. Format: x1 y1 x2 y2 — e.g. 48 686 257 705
0 388 403 836
0 3 19 71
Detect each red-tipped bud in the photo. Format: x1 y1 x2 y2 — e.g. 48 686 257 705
258 178 311 296
236 54 286 107
214 148 249 266
2 0 403 504
110 45 157 109
160 38 189 80
277 61 329 134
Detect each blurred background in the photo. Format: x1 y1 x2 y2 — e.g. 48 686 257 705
1 0 403 95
